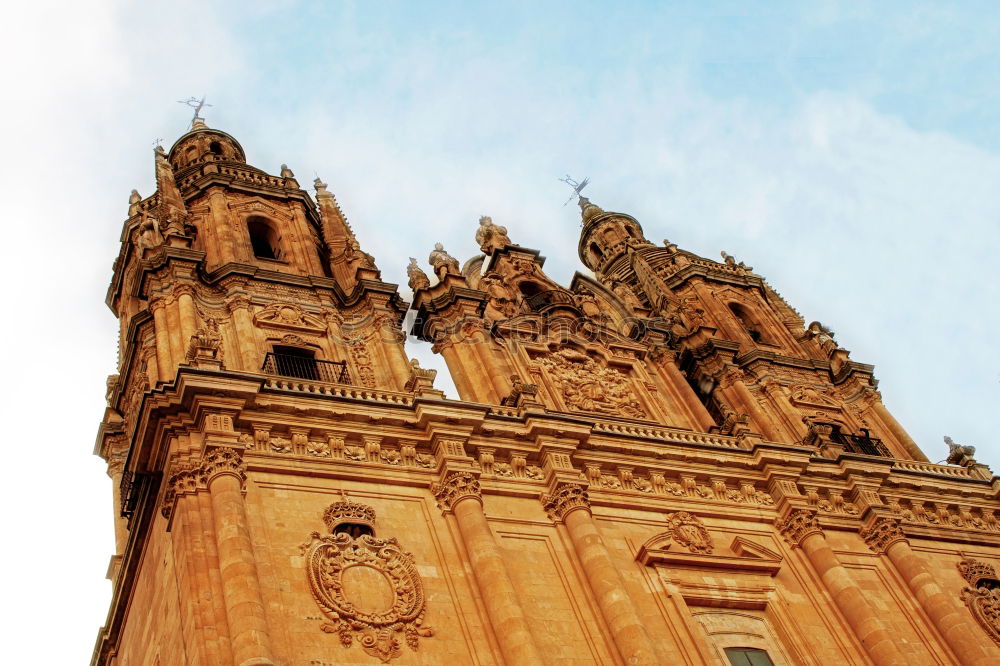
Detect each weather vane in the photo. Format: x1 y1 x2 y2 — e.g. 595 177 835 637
177 95 212 121
559 174 590 206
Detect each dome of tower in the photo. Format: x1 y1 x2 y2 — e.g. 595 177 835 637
167 119 247 171
577 197 649 273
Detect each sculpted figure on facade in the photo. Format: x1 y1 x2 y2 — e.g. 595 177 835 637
805 321 839 356
474 215 512 255
136 210 164 252
480 272 517 320
536 348 646 419
428 242 460 281
945 435 978 466
406 257 431 292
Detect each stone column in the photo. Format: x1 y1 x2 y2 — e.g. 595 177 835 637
176 286 199 348
150 298 174 382
777 509 907 666
861 518 999 665
719 368 785 442
201 447 275 666
541 484 660 665
431 472 544 664
866 397 929 462
226 296 258 372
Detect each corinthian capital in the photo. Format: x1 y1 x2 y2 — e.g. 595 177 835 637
776 509 822 547
859 518 907 554
161 465 199 519
430 472 481 512
198 447 247 487
541 483 591 522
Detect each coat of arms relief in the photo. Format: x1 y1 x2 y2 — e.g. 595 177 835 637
534 347 647 419
302 499 434 662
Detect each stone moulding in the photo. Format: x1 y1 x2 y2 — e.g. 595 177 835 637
302 506 434 663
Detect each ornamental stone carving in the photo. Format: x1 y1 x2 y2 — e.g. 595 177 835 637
253 302 327 334
776 509 823 547
958 556 1000 644
541 484 591 521
303 501 434 663
406 257 430 292
860 518 908 554
430 472 482 512
536 348 647 419
663 511 714 554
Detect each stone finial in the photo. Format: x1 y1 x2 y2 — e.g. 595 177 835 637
407 257 431 292
578 196 604 224
129 189 141 205
280 163 295 178
314 177 329 195
428 243 460 281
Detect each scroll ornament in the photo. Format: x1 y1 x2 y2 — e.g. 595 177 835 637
303 501 434 662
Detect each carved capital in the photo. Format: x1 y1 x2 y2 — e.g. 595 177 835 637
541 483 591 522
226 295 251 312
860 518 907 554
776 509 823 548
199 447 247 488
161 465 200 519
430 472 481 512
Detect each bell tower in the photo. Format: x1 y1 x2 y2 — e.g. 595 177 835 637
94 120 1000 666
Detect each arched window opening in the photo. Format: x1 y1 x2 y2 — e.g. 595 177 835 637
185 145 197 164
209 140 223 156
723 647 775 666
518 281 543 298
333 523 375 539
729 303 765 344
248 217 280 260
589 242 604 263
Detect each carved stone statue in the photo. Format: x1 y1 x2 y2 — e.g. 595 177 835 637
345 238 376 272
136 210 164 252
475 215 512 255
945 436 977 466
406 257 431 292
806 321 838 355
480 272 517 320
428 243 460 280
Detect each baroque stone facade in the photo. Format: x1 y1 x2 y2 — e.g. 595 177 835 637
92 117 1000 665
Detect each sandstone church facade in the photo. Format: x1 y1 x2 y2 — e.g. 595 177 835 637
92 117 1000 665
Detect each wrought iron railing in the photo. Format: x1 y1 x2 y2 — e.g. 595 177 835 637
261 352 349 384
836 428 891 457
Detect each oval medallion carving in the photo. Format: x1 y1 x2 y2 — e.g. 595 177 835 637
303 511 434 663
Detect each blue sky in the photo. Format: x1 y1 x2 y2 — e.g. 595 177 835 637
1 2 998 662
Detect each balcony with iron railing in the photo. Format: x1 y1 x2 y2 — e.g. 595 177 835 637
834 427 891 457
261 352 350 384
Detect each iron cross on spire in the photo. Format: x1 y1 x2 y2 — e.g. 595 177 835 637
559 174 590 206
177 95 212 121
